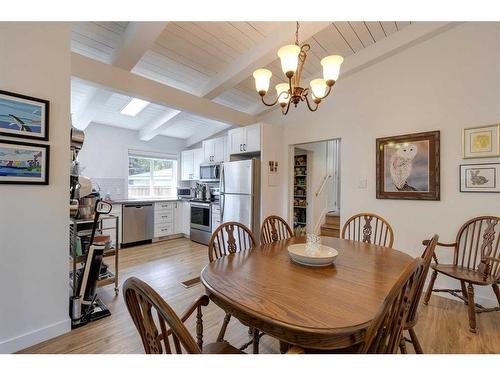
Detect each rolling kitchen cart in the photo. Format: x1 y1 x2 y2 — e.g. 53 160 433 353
69 215 120 297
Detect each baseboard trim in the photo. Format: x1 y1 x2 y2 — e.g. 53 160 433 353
0 318 70 354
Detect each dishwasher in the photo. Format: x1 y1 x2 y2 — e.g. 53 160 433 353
122 203 154 245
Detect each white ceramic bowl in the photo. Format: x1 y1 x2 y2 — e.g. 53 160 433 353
287 243 339 267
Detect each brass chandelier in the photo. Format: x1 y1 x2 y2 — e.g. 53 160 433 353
253 22 344 115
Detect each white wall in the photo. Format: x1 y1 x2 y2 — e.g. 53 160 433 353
263 22 500 304
78 123 186 199
0 23 71 352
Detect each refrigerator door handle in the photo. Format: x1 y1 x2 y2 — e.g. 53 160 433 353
220 194 225 222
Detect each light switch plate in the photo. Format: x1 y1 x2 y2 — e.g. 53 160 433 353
358 178 368 189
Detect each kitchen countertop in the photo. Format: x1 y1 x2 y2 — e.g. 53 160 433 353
107 198 182 205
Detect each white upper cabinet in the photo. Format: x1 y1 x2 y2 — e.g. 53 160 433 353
193 148 203 180
202 136 226 163
181 150 194 181
228 124 261 155
181 148 203 181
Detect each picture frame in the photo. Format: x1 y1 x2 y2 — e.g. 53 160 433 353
0 139 50 185
459 163 500 193
462 124 500 159
376 130 440 200
0 89 49 141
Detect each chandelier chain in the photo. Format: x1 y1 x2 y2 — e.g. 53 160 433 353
295 21 300 45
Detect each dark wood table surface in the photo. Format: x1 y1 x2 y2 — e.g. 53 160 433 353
200 236 414 350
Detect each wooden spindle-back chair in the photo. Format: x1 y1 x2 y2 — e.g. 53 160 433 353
123 277 242 354
260 215 293 245
423 216 500 333
361 258 424 354
207 222 260 352
341 213 394 247
208 221 256 262
400 234 438 354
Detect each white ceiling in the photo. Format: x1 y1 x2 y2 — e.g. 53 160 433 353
70 21 411 144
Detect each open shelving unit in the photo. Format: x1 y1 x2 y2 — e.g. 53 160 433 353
293 153 308 235
69 215 120 297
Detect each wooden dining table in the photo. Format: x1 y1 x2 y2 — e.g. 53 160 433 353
200 236 414 351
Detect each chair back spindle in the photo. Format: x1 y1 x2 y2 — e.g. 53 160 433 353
341 213 394 247
260 215 293 245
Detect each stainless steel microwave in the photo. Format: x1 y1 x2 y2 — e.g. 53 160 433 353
200 163 220 181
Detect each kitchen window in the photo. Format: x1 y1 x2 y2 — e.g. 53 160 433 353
128 153 177 199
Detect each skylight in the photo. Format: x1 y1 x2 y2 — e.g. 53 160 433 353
120 98 150 116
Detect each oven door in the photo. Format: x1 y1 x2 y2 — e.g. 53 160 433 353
190 203 211 231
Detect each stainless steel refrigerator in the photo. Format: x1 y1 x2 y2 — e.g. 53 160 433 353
220 159 261 238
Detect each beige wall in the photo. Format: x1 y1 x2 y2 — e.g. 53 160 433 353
263 22 500 304
0 23 71 352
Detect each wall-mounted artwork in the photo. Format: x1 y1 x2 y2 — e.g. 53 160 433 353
376 131 440 200
0 90 49 141
460 163 500 193
462 124 499 159
0 140 49 185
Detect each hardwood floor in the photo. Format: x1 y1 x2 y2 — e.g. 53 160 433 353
20 238 499 354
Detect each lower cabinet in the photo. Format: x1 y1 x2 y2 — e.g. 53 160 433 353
154 201 175 238
102 204 122 247
211 204 221 233
182 200 190 236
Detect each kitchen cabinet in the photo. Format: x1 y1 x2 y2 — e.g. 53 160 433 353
211 203 221 233
154 201 175 238
181 200 190 236
181 148 203 180
174 201 183 235
202 136 226 163
228 124 261 155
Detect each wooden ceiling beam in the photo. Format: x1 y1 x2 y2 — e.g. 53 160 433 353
71 52 257 127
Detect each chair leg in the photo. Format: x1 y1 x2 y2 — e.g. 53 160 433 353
466 283 477 333
459 281 468 305
216 313 231 342
252 329 260 354
423 270 438 305
399 337 408 354
493 284 500 306
408 328 423 354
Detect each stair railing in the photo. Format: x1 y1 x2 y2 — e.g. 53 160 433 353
315 174 331 197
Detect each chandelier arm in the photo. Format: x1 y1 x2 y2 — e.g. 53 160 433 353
303 94 319 112
260 94 279 107
281 99 292 115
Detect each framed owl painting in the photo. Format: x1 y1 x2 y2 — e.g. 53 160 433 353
376 130 440 200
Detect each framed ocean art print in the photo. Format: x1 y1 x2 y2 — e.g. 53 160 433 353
0 139 50 185
0 90 49 141
462 124 500 159
376 131 440 201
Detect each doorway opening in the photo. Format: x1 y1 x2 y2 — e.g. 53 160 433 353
290 139 341 237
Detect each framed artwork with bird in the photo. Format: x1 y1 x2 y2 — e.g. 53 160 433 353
376 130 440 200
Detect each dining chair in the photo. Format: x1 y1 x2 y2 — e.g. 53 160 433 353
399 234 439 354
361 257 424 354
123 277 243 354
341 212 394 247
423 216 500 333
207 222 261 352
260 215 293 245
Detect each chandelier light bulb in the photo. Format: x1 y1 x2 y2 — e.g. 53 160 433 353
321 55 344 85
253 68 272 95
275 83 290 106
277 44 301 78
310 79 327 101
